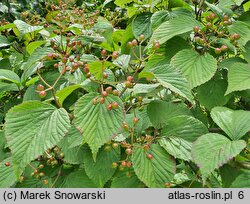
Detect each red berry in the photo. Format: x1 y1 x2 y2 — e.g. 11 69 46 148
233 33 240 40
83 67 89 74
165 182 171 188
210 13 216 19
105 86 113 93
127 161 132 167
133 117 139 124
5 162 10 167
106 103 112 111
39 91 46 98
47 53 53 60
206 22 212 28
36 84 44 91
101 49 107 56
127 76 133 82
193 26 199 33
100 97 105 104
147 153 153 160
121 161 127 167
54 63 59 68
205 15 211 21
125 148 132 155
62 56 68 64
102 91 108 97
112 90 119 96
112 102 119 109
154 41 160 49
103 72 108 79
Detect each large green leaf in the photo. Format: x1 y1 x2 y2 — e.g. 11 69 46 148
220 164 250 188
26 41 46 55
192 133 246 179
0 69 20 85
5 101 71 174
61 170 98 188
197 78 230 110
14 20 43 37
0 157 17 187
111 170 145 188
151 64 193 102
225 63 250 95
132 13 153 40
0 35 10 48
147 100 191 128
159 116 208 161
74 93 124 158
56 84 82 106
83 145 121 187
171 49 218 88
132 144 176 187
211 106 250 140
149 15 200 46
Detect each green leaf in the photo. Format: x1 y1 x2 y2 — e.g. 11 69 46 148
61 170 98 188
220 164 250 188
243 41 250 63
112 55 131 70
151 64 193 102
14 20 43 37
114 0 134 7
148 15 200 46
159 116 208 161
192 133 246 179
151 10 170 30
88 61 112 80
0 69 20 85
0 82 19 96
83 145 121 187
74 93 124 159
58 127 85 165
132 13 153 40
197 78 230 110
171 49 218 88
147 100 190 128
228 21 250 47
0 157 17 187
226 63 250 95
111 170 145 188
0 35 10 47
211 106 250 140
56 84 82 106
26 41 46 55
5 102 71 174
132 144 176 187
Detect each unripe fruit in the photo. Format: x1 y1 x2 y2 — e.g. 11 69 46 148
147 153 153 160
43 179 49 185
125 80 132 88
121 141 127 147
37 84 44 91
112 51 119 59
145 135 152 141
193 26 199 33
62 56 68 64
112 143 119 148
132 39 138 46
54 63 59 68
154 41 160 49
39 172 45 177
39 91 47 98
103 72 108 79
39 164 44 169
139 34 145 41
100 97 105 104
125 148 132 155
233 33 241 40
47 53 53 60
138 96 143 102
165 182 171 188
106 103 112 111
111 162 118 168
102 91 108 97
214 48 221 54
101 49 107 56
112 102 119 109
127 41 133 48
206 22 212 28
34 169 39 174
83 67 89 74
5 162 10 167
105 86 113 93
127 161 132 168
205 15 211 22
86 72 91 78
127 76 133 82
112 89 119 96
92 98 98 105
133 117 139 124
210 13 216 19
221 45 228 52
223 15 229 21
